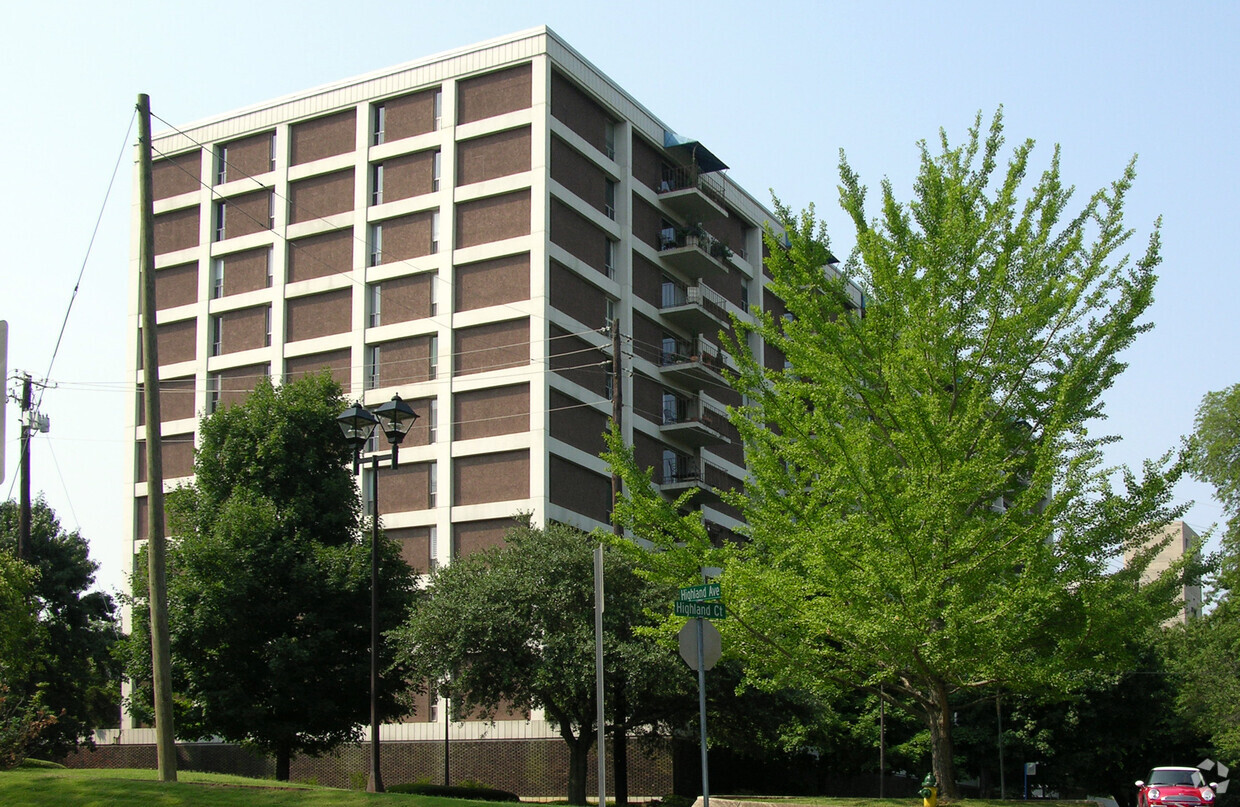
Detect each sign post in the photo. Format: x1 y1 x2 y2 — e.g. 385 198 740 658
675 581 724 807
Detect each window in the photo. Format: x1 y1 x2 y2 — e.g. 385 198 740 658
432 151 442 192
604 179 616 220
433 89 443 130
362 468 375 516
604 239 615 279
605 297 616 328
430 211 440 254
428 334 438 380
428 526 439 571
662 390 686 425
366 345 381 390
265 247 274 287
604 120 616 160
373 103 386 146
740 278 750 310
371 164 384 206
428 399 438 443
267 193 275 229
605 367 614 400
215 145 228 185
268 132 276 171
207 374 221 414
369 224 383 267
429 274 439 316
210 258 224 299
214 201 226 241
428 463 437 508
368 283 382 328
210 316 222 356
264 307 272 347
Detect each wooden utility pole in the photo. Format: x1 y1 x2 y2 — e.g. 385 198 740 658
18 372 31 561
609 317 629 806
137 92 178 783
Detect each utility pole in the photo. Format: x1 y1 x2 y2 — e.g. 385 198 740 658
138 92 178 783
18 372 31 560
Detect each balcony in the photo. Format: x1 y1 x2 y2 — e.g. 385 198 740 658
658 166 727 221
657 453 725 502
660 281 729 334
659 337 730 389
658 228 730 282
660 396 729 448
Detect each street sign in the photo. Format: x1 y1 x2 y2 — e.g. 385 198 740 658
678 582 721 602
679 619 721 670
674 600 727 619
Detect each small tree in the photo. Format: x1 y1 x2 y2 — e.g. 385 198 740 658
0 499 121 757
607 110 1187 798
392 520 687 804
125 373 418 780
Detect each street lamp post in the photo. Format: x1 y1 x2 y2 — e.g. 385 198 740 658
337 393 418 795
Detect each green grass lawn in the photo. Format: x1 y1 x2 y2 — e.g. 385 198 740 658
0 765 520 807
0 767 1101 807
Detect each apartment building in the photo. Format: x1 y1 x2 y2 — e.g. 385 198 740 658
1125 520 1204 624
122 26 792 789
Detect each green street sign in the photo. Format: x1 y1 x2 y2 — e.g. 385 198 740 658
674 600 727 620
678 582 722 602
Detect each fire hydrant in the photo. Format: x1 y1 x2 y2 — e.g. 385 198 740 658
918 773 938 807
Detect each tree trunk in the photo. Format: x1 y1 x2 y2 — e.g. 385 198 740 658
613 678 628 806
565 732 589 805
926 678 960 800
275 741 291 782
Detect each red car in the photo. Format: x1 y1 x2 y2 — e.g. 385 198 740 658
1136 767 1217 807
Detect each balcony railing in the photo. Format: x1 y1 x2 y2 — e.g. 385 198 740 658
658 165 726 207
661 282 729 321
660 337 725 373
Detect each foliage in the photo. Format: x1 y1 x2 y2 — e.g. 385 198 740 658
606 109 1186 798
0 499 121 757
391 520 688 805
1177 384 1240 765
385 782 521 801
124 373 418 779
0 685 58 770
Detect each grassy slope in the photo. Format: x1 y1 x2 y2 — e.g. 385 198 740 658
0 767 511 807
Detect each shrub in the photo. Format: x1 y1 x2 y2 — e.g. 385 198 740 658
0 687 58 771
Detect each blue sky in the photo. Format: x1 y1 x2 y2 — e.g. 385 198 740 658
2 0 1236 595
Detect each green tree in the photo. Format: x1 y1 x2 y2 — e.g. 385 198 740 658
0 499 121 757
1175 385 1240 764
606 110 1187 798
392 520 687 805
125 373 418 780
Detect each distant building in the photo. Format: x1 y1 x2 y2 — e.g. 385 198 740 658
1125 520 1202 623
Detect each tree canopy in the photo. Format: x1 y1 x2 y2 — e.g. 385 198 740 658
1175 384 1240 762
125 373 417 780
392 520 688 805
0 498 121 757
606 110 1187 798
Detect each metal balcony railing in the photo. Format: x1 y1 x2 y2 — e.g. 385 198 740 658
658 165 727 207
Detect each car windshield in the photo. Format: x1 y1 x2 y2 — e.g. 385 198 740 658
1149 771 1202 787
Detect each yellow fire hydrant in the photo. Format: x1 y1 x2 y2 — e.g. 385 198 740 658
918 773 938 807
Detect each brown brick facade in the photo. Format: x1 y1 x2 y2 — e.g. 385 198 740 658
453 318 528 377
153 207 199 254
217 247 271 296
152 150 202 200
454 253 529 312
453 384 529 440
285 289 351 342
155 262 198 310
455 190 530 249
289 168 355 223
457 63 532 125
291 110 356 165
288 229 351 283
454 450 529 506
456 126 531 186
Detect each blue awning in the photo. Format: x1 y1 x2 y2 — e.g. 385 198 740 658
663 130 729 173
